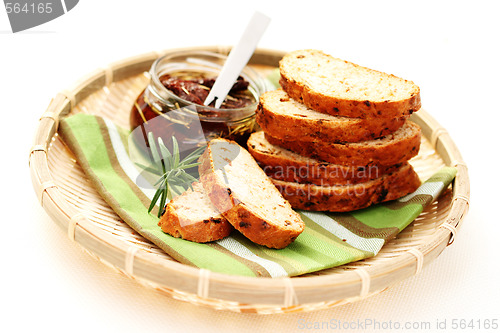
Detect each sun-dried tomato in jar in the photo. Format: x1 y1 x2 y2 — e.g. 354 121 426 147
129 51 269 155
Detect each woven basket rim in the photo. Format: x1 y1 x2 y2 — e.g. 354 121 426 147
29 46 470 313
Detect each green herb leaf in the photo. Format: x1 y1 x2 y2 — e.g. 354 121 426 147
147 132 161 163
134 162 163 176
157 138 173 171
172 136 180 167
145 133 206 217
148 184 163 213
176 162 201 170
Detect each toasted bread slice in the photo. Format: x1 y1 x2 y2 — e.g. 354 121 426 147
279 49 421 119
158 182 233 243
271 164 421 212
247 131 404 186
266 121 421 167
199 138 305 249
257 89 407 143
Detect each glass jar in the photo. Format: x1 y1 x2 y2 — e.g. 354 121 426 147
129 51 270 155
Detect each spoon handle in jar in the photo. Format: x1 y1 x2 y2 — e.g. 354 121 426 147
204 11 271 108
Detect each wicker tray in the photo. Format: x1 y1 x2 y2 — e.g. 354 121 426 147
29 46 470 314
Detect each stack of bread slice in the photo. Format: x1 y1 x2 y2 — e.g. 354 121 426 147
248 49 422 212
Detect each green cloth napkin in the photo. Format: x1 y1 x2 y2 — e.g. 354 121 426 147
58 113 456 277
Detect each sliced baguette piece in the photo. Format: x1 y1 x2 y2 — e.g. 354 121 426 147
279 49 421 119
158 182 233 243
257 89 407 143
266 121 421 167
199 138 305 249
271 163 421 212
247 131 403 186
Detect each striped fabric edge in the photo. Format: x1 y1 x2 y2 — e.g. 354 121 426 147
301 211 384 255
335 167 457 233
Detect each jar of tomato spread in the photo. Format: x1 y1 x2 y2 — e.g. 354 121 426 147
130 51 270 155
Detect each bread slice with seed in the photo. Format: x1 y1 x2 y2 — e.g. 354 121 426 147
199 138 305 249
257 89 407 143
158 181 233 243
247 131 404 186
266 121 421 167
272 163 421 212
279 49 421 119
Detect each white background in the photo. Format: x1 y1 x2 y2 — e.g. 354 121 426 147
2 1 499 332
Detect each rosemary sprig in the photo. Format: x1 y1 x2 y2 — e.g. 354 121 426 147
145 132 206 217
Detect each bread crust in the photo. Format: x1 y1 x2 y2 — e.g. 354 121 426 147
279 49 421 119
158 183 233 243
256 90 407 143
247 131 404 186
158 204 233 243
265 121 421 167
199 139 305 249
272 164 421 212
